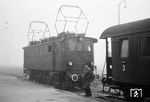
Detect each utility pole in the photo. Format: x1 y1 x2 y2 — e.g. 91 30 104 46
118 0 127 24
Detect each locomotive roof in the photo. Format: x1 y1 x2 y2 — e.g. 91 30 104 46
25 34 97 47
100 18 150 39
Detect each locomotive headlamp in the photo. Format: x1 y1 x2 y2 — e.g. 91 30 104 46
68 61 73 66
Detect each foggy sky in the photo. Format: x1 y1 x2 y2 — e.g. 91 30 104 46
0 0 150 74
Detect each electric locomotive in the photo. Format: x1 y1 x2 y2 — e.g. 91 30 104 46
23 31 97 90
23 5 97 90
100 18 150 101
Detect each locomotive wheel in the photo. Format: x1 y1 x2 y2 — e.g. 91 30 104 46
62 81 73 90
52 78 61 88
42 76 47 84
62 81 69 90
36 75 40 83
29 74 34 81
45 76 49 85
76 80 83 89
53 82 60 88
25 74 30 80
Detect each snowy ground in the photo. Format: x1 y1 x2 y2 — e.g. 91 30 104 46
0 66 108 102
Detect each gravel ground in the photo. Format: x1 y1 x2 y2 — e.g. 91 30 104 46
0 66 109 102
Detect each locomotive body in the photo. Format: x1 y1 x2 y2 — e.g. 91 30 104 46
23 32 97 89
100 18 150 99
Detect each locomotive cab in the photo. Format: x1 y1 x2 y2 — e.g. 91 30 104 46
61 33 97 74
54 32 97 89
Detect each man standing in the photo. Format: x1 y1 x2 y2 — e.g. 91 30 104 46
82 63 95 96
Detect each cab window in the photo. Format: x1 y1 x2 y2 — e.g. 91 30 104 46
77 42 82 51
69 40 76 51
120 39 129 58
48 45 52 52
85 42 92 51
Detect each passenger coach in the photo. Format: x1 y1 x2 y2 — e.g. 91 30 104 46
100 18 150 100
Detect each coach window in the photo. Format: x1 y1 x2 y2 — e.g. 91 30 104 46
120 39 129 58
48 45 52 52
140 36 150 57
107 38 112 57
69 40 76 51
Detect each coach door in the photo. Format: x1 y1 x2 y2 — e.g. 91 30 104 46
118 37 130 82
112 36 130 82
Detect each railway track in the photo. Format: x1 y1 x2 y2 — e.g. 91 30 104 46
24 77 150 102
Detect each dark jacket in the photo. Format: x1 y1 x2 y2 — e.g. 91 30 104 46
82 67 94 88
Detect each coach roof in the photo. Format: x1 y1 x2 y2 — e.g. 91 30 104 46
100 18 150 39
